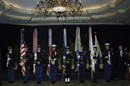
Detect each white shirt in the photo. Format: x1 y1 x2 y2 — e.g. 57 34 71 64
120 50 123 57
9 51 12 54
38 50 40 53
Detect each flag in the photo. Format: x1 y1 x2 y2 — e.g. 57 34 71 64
47 29 52 76
89 27 96 73
20 29 26 76
95 35 102 58
75 27 81 72
63 28 67 75
33 29 38 74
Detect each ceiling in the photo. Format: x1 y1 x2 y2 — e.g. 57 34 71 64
0 0 130 26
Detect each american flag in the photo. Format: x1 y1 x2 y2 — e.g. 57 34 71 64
20 30 26 76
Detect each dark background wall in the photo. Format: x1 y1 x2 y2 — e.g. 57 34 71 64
0 24 130 64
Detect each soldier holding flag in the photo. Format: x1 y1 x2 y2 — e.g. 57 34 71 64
103 43 112 82
49 44 58 84
63 46 72 84
6 46 16 83
19 45 31 83
78 45 86 83
35 45 44 84
90 45 100 83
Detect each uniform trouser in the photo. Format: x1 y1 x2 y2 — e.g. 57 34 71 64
8 67 14 82
65 64 71 82
50 67 57 82
36 66 43 82
105 64 112 81
79 64 85 81
118 63 125 79
111 63 116 79
23 66 29 82
93 64 98 81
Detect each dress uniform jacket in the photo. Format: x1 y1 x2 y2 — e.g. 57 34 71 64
6 52 16 67
36 52 44 67
50 51 58 67
116 50 126 79
23 51 31 67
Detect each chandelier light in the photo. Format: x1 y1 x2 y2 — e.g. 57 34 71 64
33 0 83 20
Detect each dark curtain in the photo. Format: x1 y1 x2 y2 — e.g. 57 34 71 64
0 24 130 68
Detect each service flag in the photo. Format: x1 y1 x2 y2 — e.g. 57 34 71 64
75 27 81 72
20 29 26 76
95 35 102 58
89 27 96 74
47 29 52 76
63 28 67 75
33 29 38 74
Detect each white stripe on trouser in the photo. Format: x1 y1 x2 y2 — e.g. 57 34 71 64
68 78 70 82
65 78 68 82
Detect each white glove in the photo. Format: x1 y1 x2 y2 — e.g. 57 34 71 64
105 56 108 58
90 65 92 67
34 58 37 60
77 64 79 66
33 64 36 66
48 64 50 67
78 56 80 59
62 65 64 67
19 63 21 65
20 57 23 59
128 64 129 66
8 58 11 60
63 56 66 59
49 58 51 60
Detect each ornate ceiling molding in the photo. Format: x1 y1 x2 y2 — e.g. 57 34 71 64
0 0 124 15
0 6 130 22
17 22 121 26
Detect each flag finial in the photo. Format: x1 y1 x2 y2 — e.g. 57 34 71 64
94 32 97 35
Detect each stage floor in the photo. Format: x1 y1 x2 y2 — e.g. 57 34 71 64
2 79 130 86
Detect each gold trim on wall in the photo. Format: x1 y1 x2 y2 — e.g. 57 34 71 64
0 0 124 15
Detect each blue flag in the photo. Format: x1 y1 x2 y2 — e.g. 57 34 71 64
63 29 67 75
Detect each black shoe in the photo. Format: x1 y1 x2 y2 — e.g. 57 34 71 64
37 82 41 84
51 81 55 84
8 81 13 83
93 81 97 83
24 82 27 83
80 81 84 83
66 82 68 84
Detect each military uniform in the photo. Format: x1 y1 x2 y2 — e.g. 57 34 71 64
50 50 58 83
6 47 16 83
103 46 112 82
22 50 31 83
77 50 86 83
64 51 72 83
35 51 44 83
0 51 3 86
116 50 126 80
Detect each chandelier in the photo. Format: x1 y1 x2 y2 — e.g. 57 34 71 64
33 0 83 20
